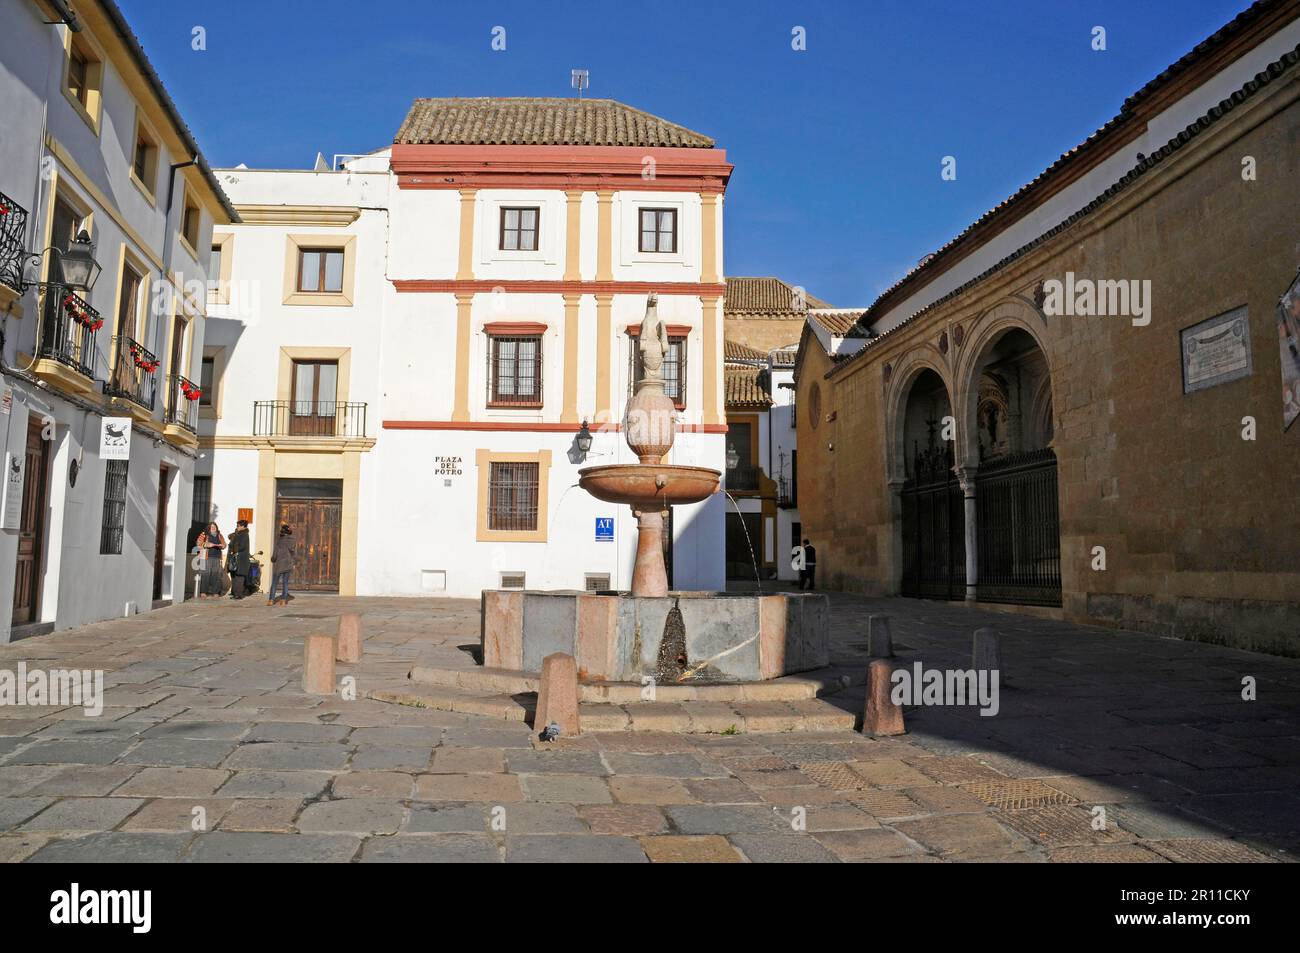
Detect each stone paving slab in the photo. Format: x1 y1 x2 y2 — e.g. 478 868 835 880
1 592 1297 862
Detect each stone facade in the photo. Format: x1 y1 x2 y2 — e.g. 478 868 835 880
796 50 1300 655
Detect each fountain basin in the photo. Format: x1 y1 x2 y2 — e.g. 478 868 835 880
481 589 830 683
578 463 720 507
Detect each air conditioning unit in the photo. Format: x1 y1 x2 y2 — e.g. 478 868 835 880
585 574 611 592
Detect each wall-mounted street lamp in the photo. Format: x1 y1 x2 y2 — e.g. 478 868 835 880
726 443 740 470
21 229 103 293
573 419 594 462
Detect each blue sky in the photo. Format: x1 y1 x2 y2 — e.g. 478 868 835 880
122 0 1251 306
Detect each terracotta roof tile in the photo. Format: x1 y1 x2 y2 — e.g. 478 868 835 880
725 276 834 313
725 366 772 407
808 309 868 337
724 339 768 363
394 98 715 147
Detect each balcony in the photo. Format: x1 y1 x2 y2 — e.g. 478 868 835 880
253 400 368 440
0 190 28 298
163 374 200 447
725 463 761 493
777 474 798 509
32 285 101 395
104 336 159 420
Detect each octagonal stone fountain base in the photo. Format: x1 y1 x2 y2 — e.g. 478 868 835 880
481 589 830 683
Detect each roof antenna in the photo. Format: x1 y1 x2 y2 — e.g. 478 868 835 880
571 69 589 99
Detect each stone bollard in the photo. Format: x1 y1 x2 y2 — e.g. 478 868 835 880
535 652 581 738
303 634 336 695
861 658 905 736
867 614 894 657
973 627 1002 674
336 612 363 664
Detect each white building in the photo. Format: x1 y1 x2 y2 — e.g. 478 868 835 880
0 0 236 642
202 98 731 597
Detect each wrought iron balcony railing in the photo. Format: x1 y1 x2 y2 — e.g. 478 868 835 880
726 463 761 493
0 190 29 294
252 400 368 438
777 474 797 508
165 374 200 433
104 336 159 411
39 285 101 379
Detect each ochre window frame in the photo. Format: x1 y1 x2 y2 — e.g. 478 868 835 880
282 234 357 306
62 31 104 135
208 233 233 304
476 449 551 543
485 321 546 409
130 112 160 206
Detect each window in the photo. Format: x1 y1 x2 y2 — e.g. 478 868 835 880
192 475 212 524
100 459 129 555
181 197 201 252
639 208 677 253
116 264 143 341
488 334 542 407
290 360 339 435
199 357 215 407
632 333 688 408
208 245 222 281
499 207 539 251
488 462 539 532
297 248 344 293
67 46 90 107
131 123 159 197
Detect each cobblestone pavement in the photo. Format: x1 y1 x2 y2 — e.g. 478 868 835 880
0 591 1296 863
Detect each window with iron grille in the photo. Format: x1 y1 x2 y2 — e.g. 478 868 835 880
488 335 542 407
499 207 539 251
192 475 212 524
638 208 677 253
100 459 129 555
631 334 687 408
488 462 539 532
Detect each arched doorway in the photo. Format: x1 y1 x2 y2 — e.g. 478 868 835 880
898 368 965 600
965 327 1061 605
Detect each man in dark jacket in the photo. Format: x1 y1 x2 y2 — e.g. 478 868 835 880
800 538 817 590
227 520 251 599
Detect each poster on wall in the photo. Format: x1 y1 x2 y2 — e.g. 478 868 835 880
1278 271 1300 431
2 452 24 531
100 417 133 461
1180 306 1252 394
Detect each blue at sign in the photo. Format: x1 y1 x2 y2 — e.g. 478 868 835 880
595 517 614 541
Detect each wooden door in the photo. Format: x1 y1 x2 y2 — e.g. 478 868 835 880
12 418 51 625
275 497 341 591
153 464 170 601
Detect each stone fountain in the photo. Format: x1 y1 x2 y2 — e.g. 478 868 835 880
480 294 828 684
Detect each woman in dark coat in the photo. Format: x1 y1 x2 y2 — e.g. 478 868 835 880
227 520 251 599
268 524 295 607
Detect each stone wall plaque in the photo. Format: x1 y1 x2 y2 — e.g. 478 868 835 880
1180 306 1251 394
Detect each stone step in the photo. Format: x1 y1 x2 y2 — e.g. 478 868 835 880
368 684 535 722
406 663 869 705
583 697 859 734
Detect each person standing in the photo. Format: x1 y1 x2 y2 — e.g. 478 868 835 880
196 522 225 598
227 519 251 600
268 523 295 607
800 538 817 591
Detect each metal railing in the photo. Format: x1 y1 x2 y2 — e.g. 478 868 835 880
165 374 200 432
104 336 158 411
726 463 761 492
777 474 797 508
252 400 368 438
975 448 1062 607
40 285 100 379
0 190 28 294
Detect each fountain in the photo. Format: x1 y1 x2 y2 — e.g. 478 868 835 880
480 293 829 684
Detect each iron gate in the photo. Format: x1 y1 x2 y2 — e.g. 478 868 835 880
900 442 966 600
975 448 1061 606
